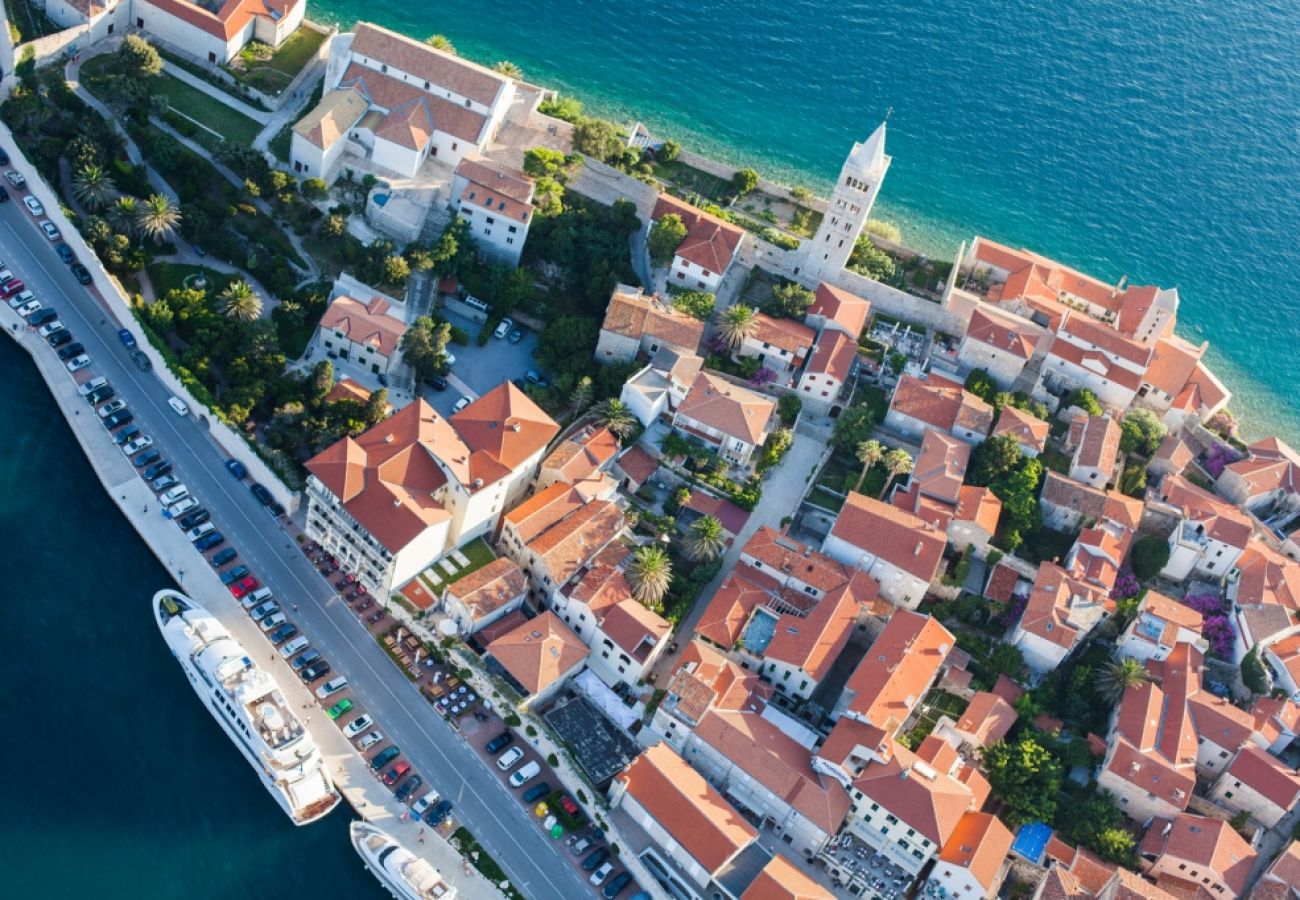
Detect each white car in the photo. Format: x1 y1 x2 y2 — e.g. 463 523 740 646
23 195 43 216
167 396 189 416
37 320 64 337
78 376 108 396
5 170 25 188
343 714 373 738
166 497 198 517
508 760 541 787
39 220 59 241
358 731 383 750
7 290 33 309
411 790 440 817
185 522 215 542
496 746 525 771
64 354 91 372
452 396 470 413
279 636 309 658
122 435 154 455
159 485 189 505
15 300 40 317
316 676 349 699
0 269 15 284
259 612 287 631
494 318 513 339
590 862 614 887
97 399 126 418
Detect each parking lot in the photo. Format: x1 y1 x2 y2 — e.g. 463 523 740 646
421 309 544 418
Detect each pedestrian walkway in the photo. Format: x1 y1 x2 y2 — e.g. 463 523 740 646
159 59 272 124
146 249 280 321
253 56 327 153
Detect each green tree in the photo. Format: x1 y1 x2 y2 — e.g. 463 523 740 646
492 60 523 79
983 736 1062 827
363 388 389 426
993 456 1043 534
218 279 262 323
777 393 802 427
763 281 815 319
1120 408 1166 457
1064 388 1103 416
308 359 335 406
136 194 181 244
430 216 476 278
537 316 600 381
1120 463 1147 497
571 117 623 163
320 213 345 238
683 515 726 562
108 196 139 238
627 545 672 610
1242 646 1270 695
569 376 594 415
832 403 876 454
301 178 329 200
648 214 687 266
523 147 572 179
672 290 715 321
848 235 896 280
759 428 793 471
855 440 884 493
657 140 681 162
400 316 452 384
1094 657 1151 704
964 368 997 403
1062 791 1136 865
71 164 116 211
1131 534 1171 580
731 167 759 197
968 434 1023 487
880 448 913 499
538 95 583 122
424 34 456 53
118 34 162 78
594 398 637 440
716 303 757 350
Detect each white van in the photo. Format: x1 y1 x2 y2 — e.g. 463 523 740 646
496 746 525 771
509 760 541 788
78 376 108 396
185 522 215 542
464 295 489 314
316 676 349 699
493 317 513 339
279 636 309 658
167 396 190 417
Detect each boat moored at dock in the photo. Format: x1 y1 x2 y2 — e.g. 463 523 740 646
351 821 457 899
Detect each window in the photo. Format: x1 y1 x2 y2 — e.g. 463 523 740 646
508 225 517 233
424 81 430 90
507 237 514 244
486 216 496 225
381 64 388 73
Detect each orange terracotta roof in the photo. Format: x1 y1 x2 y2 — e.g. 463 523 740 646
677 372 775 445
1255 840 1300 899
684 490 750 536
351 21 509 108
337 62 487 144
1145 335 1206 397
953 691 1018 746
750 312 816 358
965 305 1042 360
816 715 888 771
1074 414 1121 471
293 87 370 150
1040 470 1110 521
305 400 458 553
665 639 763 723
955 485 1002 535
542 425 619 484
937 812 1014 892
485 610 588 695
808 282 870 337
1142 814 1256 898
452 381 559 472
325 377 378 407
146 0 301 41
600 285 705 352
804 328 858 382
852 743 973 846
739 854 835 900
1236 542 1300 612
446 557 526 624
890 373 993 436
763 573 872 681
1158 475 1253 548
830 492 948 584
527 500 625 586
503 483 587 542
398 577 437 611
319 294 407 357
1017 562 1108 651
913 429 970 505
1059 312 1154 368
843 610 953 730
695 563 783 649
600 598 670 661
652 194 744 275
694 710 851 834
455 157 534 224
741 527 853 594
615 445 660 486
993 405 1050 453
1223 744 1300 808
1048 336 1144 391
1224 436 1300 499
617 742 757 874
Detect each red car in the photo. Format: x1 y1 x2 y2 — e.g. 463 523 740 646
2 279 26 298
229 576 261 598
383 761 411 786
558 794 580 817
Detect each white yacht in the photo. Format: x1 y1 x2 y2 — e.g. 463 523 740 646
153 589 342 826
351 821 457 900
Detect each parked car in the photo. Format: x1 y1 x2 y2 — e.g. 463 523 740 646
369 746 400 771
508 326 525 343
358 731 383 750
268 622 298 645
225 459 247 479
582 848 610 873
452 397 470 413
15 300 40 317
185 522 216 542
78 376 108 397
301 662 331 683
166 496 197 516
158 485 189 505
411 790 440 818
220 565 251 586
394 774 423 803
316 676 349 698
590 863 614 888
525 369 550 388
84 385 114 406
102 410 133 430
55 243 74 264
176 509 209 530
209 547 238 568
5 170 25 188
97 398 127 418
326 698 353 720
426 374 448 391
141 460 172 481
58 342 86 360
521 782 552 803
37 320 65 338
71 263 92 284
496 747 525 771
250 482 273 506
509 760 541 788
193 532 224 551
27 309 57 329
23 195 44 216
258 611 286 631
570 837 593 857
291 649 321 672
0 184 7 202
494 318 513 339
167 396 189 416
380 761 411 787
602 872 633 899
113 424 141 447
424 798 453 827
123 437 153 458
279 636 309 659
485 732 514 754
46 329 72 348
241 587 272 609
6 279 30 298
557 794 581 818
39 220 59 241
117 329 137 350
131 350 151 371
64 354 91 372
343 714 373 738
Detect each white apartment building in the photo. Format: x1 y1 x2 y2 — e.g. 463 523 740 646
449 158 535 267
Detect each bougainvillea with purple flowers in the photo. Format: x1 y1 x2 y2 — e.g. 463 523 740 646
1201 614 1235 659
1111 567 1141 601
1203 444 1240 479
1001 593 1029 629
749 367 777 387
1182 593 1223 616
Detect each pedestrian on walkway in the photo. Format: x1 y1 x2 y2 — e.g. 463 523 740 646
292 603 299 612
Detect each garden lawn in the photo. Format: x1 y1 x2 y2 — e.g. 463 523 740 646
652 158 731 202
147 262 239 300
229 28 326 95
150 71 263 145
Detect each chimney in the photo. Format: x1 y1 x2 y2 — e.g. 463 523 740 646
384 434 395 443
914 542 923 556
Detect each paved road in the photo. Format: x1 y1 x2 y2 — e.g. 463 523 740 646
0 202 592 900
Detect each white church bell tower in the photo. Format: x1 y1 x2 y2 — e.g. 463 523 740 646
799 122 890 284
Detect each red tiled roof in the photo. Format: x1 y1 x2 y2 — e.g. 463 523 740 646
320 294 406 356
455 158 534 224
853 743 973 846
739 854 835 900
542 425 619 484
1236 542 1300 612
993 405 1049 453
145 0 301 41
1142 814 1256 898
843 610 953 730
338 62 488 144
452 381 559 472
953 692 1018 746
600 285 705 352
750 312 816 358
615 445 660 486
485 611 587 695
830 492 948 584
1074 414 1121 471
937 812 1014 892
684 489 750 536
889 373 993 436
741 526 853 594
1223 744 1300 809
446 557 526 624
965 305 1042 360
350 21 509 108
1158 475 1253 549
804 329 858 383
807 282 870 337
677 372 775 445
913 429 970 505
652 194 744 275
763 573 872 681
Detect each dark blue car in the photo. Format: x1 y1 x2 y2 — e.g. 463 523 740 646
424 799 453 827
55 243 74 264
117 329 137 350
225 458 248 479
194 531 224 551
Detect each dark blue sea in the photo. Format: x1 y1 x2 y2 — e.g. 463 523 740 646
314 0 1300 441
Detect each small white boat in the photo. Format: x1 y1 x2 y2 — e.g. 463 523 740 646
351 821 457 899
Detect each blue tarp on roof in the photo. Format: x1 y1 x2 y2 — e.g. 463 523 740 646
1011 821 1052 864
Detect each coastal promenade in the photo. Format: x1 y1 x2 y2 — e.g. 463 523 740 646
0 205 598 898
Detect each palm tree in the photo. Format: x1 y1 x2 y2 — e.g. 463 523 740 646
425 34 456 54
219 279 262 322
716 304 757 351
569 376 594 415
855 439 884 492
493 60 524 80
595 398 637 440
135 193 182 245
71 164 117 211
683 515 726 562
1095 658 1150 704
108 196 139 237
627 545 672 609
880 448 913 499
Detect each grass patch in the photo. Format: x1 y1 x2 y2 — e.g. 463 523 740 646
147 262 239 300
651 158 731 202
4 0 62 42
228 29 326 95
1039 446 1072 475
450 827 525 900
269 123 294 163
806 485 846 512
150 71 262 145
458 537 496 571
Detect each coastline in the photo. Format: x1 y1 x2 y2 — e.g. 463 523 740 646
0 311 504 900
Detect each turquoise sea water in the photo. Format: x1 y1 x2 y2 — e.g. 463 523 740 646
314 0 1300 442
0 339 382 898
